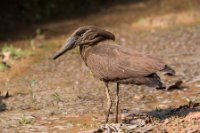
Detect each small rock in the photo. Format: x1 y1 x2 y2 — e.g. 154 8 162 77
41 117 48 120
66 123 74 129
26 115 35 119
29 125 48 132
126 124 138 130
163 119 169 124
61 112 68 115
52 126 66 130
48 117 59 121
194 84 200 88
133 95 145 101
130 119 146 126
135 125 155 133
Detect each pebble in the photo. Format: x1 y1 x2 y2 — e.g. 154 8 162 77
163 119 169 124
52 126 66 130
66 123 74 129
28 125 48 132
194 84 200 88
126 124 138 130
48 117 59 121
130 119 146 126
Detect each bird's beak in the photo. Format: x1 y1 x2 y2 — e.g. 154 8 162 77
52 36 77 60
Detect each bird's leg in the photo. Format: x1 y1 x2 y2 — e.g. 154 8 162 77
104 82 112 123
115 83 120 123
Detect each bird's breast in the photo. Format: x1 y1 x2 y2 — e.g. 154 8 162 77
79 45 93 65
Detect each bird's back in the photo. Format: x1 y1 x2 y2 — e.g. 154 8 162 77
84 43 168 85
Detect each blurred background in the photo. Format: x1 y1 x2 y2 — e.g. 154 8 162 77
0 0 200 132
1 0 200 40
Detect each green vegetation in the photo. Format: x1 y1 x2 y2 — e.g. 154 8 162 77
19 115 34 125
193 97 200 104
0 44 33 71
0 62 8 71
29 80 38 88
2 45 23 60
1 45 33 60
27 79 38 101
52 92 62 102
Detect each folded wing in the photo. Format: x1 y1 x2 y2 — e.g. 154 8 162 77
86 43 166 81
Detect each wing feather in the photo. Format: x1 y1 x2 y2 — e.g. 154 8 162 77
86 43 165 81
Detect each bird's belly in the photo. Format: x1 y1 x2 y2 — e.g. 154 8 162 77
88 66 111 81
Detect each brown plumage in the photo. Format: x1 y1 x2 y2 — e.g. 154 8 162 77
52 26 175 123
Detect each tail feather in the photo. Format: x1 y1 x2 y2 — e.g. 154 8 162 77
145 73 166 89
161 65 175 76
133 73 166 89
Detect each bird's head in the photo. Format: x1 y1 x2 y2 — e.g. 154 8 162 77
52 26 115 60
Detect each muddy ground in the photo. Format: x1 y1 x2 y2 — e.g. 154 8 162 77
0 0 200 132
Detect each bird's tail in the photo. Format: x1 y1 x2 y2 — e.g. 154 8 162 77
134 73 166 89
145 73 166 89
161 65 175 76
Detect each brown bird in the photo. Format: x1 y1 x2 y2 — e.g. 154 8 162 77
52 26 175 123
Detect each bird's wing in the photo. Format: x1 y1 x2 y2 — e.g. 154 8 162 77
112 45 165 77
87 43 166 80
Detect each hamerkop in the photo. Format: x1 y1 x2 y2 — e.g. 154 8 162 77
52 26 175 123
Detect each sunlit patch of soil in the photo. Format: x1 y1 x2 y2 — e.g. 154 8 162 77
0 36 65 94
156 112 200 133
41 114 101 133
132 11 200 30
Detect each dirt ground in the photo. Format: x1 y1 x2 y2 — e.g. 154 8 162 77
0 0 200 132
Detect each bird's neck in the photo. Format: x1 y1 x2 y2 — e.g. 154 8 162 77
79 40 110 62
79 45 93 62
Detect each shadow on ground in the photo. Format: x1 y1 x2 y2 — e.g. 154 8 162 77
148 101 200 120
122 100 200 122
0 96 7 112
